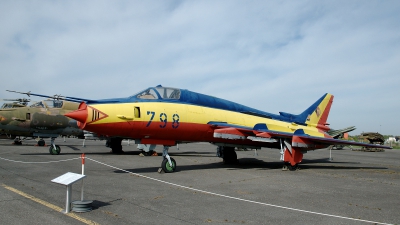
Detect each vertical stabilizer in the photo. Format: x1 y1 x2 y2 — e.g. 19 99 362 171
302 93 334 131
279 93 334 130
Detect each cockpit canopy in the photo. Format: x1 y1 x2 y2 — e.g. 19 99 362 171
0 103 26 109
136 87 180 100
30 100 64 108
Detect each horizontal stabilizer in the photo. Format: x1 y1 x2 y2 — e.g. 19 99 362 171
293 135 392 149
327 126 356 139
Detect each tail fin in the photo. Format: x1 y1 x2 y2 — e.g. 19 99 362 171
279 93 334 131
303 93 334 131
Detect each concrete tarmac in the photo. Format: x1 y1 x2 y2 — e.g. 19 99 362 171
0 138 399 225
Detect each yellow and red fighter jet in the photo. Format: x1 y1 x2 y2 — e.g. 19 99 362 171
18 85 391 172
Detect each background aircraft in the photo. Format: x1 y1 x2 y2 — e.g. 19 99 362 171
0 95 84 154
1 98 31 108
15 85 390 172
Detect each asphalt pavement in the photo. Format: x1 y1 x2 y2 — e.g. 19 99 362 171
0 138 399 225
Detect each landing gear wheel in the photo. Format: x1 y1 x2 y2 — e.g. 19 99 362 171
282 162 299 171
222 147 238 164
161 158 176 173
142 150 154 156
38 139 45 146
108 137 124 154
49 145 61 155
334 145 344 150
13 138 22 145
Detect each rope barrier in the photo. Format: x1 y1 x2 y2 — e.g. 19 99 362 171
85 157 390 225
0 153 391 225
0 156 81 164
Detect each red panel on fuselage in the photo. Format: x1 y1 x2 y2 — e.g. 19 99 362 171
84 121 275 148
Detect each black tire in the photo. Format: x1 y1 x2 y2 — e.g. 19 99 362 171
285 162 298 171
335 145 344 150
38 139 45 146
49 145 61 155
161 158 176 173
142 150 154 156
109 137 124 154
222 147 238 164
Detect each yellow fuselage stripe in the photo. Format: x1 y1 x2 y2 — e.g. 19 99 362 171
88 102 325 137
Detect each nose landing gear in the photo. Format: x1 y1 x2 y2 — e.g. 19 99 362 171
160 146 176 173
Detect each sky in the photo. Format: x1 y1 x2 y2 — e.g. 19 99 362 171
1 1 399 135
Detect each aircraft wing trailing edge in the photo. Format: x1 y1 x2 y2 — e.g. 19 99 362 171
211 122 390 150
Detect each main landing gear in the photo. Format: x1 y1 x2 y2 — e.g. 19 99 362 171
282 162 299 171
13 137 22 145
106 137 124 154
217 146 239 164
280 139 303 171
137 144 157 156
37 138 46 146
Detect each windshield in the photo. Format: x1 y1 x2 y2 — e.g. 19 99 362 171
44 100 63 108
30 101 45 108
30 100 64 108
136 87 180 100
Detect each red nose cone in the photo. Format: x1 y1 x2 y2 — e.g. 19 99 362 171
65 109 87 123
65 102 88 124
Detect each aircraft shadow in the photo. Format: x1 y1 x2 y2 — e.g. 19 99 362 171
20 150 144 156
18 149 388 172
168 152 216 157
65 145 81 151
20 150 214 156
114 157 388 174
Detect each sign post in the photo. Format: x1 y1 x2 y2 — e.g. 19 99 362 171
51 172 86 213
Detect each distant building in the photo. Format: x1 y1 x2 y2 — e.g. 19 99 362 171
387 137 398 143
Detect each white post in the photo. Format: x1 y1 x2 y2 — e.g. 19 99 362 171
65 185 72 213
81 154 85 201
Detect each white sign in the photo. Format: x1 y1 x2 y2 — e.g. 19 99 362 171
51 172 86 186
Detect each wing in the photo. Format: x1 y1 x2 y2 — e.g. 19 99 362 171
210 122 391 149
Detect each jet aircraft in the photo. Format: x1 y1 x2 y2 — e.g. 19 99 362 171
0 95 84 154
16 85 390 172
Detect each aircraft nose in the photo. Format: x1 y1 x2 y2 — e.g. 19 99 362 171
65 102 88 124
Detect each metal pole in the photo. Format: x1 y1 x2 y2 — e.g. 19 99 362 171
81 153 85 201
65 185 71 213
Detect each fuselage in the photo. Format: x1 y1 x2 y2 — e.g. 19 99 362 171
67 86 330 149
